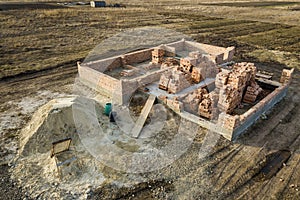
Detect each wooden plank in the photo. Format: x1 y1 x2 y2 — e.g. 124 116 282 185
256 72 272 80
132 94 156 138
256 78 282 87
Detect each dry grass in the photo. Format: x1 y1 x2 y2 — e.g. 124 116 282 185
0 0 299 79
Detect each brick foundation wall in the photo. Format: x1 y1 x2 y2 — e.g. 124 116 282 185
121 49 153 65
224 46 235 62
232 84 288 140
85 56 122 72
215 53 225 64
185 41 227 55
119 67 173 104
166 40 185 52
78 64 119 97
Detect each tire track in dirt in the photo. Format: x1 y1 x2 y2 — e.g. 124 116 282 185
219 147 267 198
0 63 78 107
278 156 300 198
166 142 245 198
212 145 244 186
217 145 268 192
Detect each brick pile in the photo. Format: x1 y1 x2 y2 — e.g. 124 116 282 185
167 69 192 94
167 97 183 112
152 48 165 64
191 67 202 83
159 70 172 90
243 82 263 104
280 68 294 84
198 93 213 119
217 85 241 113
183 88 208 115
216 62 262 113
181 87 213 119
159 68 192 94
160 57 179 69
179 56 217 84
180 57 197 72
215 69 229 88
158 50 219 94
158 96 183 113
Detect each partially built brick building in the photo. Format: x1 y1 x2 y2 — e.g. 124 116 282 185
77 39 293 140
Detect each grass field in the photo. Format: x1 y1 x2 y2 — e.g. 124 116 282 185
0 0 299 78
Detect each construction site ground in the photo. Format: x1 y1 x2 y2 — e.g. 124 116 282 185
0 0 299 199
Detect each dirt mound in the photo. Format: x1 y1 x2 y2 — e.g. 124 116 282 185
13 97 107 199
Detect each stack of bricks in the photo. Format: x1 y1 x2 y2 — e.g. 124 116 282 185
160 57 179 69
180 57 197 73
159 70 172 90
159 67 193 94
166 97 183 113
215 70 229 88
218 85 241 113
191 67 202 83
183 88 208 115
180 57 207 84
280 68 294 85
243 82 263 104
158 51 222 95
198 93 213 119
157 95 183 112
216 62 259 114
167 70 192 94
181 87 214 119
120 69 136 77
152 48 165 64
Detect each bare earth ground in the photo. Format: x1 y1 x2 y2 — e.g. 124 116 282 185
0 0 300 199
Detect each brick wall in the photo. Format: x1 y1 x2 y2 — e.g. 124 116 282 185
232 84 289 140
224 46 235 62
119 67 172 104
78 64 119 97
166 40 185 52
121 49 153 65
85 56 122 72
